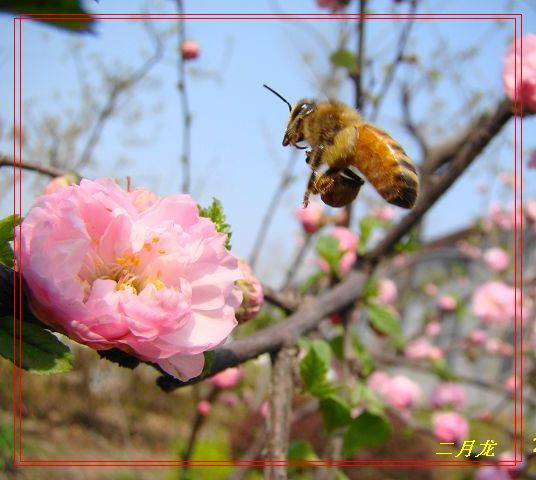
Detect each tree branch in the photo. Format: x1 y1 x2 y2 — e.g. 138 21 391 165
364 96 516 264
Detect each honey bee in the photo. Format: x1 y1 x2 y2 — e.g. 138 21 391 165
264 85 419 209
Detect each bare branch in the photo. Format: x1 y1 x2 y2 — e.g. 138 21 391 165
0 154 70 178
175 0 192 194
370 0 419 122
249 153 296 270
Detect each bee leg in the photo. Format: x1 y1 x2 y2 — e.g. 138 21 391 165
305 145 325 171
303 170 319 208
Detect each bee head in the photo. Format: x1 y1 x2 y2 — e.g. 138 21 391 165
282 99 316 147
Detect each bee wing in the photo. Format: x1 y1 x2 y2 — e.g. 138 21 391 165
353 124 419 208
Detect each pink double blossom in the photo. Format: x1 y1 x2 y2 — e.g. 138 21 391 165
472 281 517 325
404 337 444 361
437 295 457 312
17 178 243 380
431 411 468 443
429 383 466 410
368 371 421 411
483 248 509 273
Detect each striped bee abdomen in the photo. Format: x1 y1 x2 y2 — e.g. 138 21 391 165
353 124 419 209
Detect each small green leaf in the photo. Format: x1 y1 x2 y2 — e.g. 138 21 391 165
288 439 318 461
300 340 331 396
343 410 391 456
352 337 375 376
320 395 352 432
198 197 232 249
316 235 342 275
0 317 72 374
299 271 326 294
330 48 356 70
200 351 215 379
366 303 401 336
329 333 344 361
394 228 420 253
0 214 21 268
431 359 457 381
0 0 95 33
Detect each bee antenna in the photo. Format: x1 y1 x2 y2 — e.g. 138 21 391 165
263 84 292 112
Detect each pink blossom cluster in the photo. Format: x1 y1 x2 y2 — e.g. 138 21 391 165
475 451 525 480
502 33 536 112
318 227 358 274
483 203 521 232
17 178 243 380
368 371 421 412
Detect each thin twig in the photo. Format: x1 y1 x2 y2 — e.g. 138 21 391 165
282 234 313 289
249 153 296 270
401 82 429 158
175 0 192 194
369 0 418 122
75 21 163 171
0 154 69 178
180 386 220 476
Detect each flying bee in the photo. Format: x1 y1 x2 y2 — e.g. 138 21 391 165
263 84 419 209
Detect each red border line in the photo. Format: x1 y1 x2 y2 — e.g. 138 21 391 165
12 12 523 468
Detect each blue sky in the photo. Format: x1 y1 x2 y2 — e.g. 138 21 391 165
0 0 535 284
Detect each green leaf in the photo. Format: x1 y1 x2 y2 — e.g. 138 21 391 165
0 317 72 374
329 332 344 361
366 303 401 337
330 48 356 70
316 235 342 275
320 395 352 432
300 340 331 396
358 217 382 253
394 228 420 253
288 439 318 461
0 0 95 33
0 214 20 268
343 410 391 456
198 197 232 250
